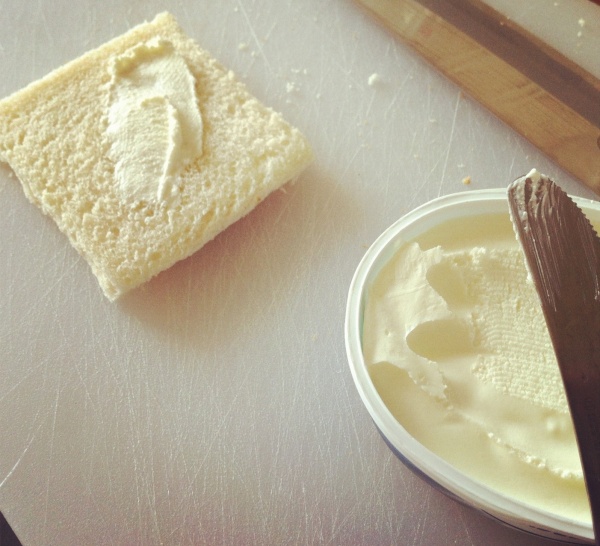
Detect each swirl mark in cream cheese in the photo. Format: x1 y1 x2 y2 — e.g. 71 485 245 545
362 217 591 522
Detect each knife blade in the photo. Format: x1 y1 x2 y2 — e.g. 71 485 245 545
508 170 600 543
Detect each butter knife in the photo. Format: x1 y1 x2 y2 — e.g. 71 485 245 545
508 171 600 544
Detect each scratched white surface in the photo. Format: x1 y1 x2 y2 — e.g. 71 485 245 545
0 1 598 545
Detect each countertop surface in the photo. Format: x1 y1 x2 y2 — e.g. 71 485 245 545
1 1 599 545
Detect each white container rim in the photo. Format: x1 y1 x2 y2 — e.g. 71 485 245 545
345 188 600 544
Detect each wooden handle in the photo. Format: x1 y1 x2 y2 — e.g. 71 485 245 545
357 0 600 192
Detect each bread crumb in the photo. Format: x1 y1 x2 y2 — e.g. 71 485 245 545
368 73 382 86
462 176 472 185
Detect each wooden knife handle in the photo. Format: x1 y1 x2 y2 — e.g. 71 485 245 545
357 0 600 192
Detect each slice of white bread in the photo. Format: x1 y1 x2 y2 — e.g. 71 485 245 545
0 12 313 300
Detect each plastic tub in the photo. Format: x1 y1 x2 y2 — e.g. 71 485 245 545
345 189 600 544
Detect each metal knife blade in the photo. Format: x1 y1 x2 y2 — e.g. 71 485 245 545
508 171 600 543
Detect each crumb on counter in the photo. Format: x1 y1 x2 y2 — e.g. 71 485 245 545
462 176 472 185
368 73 382 86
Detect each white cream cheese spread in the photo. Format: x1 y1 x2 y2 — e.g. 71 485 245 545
362 213 591 522
106 38 203 202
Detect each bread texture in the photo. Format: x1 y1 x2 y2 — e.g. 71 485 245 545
0 12 313 300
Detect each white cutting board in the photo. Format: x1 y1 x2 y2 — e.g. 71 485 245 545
0 1 598 545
